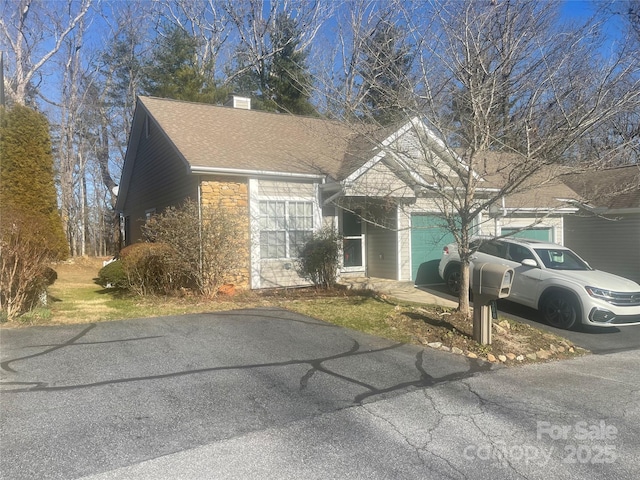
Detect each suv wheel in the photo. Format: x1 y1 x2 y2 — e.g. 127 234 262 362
541 293 579 330
444 267 462 295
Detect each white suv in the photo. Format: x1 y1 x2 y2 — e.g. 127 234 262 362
438 238 640 329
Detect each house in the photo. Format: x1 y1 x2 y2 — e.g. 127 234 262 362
561 165 640 284
115 96 582 289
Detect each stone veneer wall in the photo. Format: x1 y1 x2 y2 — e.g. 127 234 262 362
200 178 250 288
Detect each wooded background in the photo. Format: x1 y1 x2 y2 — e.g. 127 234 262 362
1 0 638 260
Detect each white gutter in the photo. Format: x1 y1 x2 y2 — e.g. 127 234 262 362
504 207 579 213
190 165 325 180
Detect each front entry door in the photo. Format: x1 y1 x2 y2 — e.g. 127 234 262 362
342 210 365 271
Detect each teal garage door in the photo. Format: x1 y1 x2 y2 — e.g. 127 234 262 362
411 214 455 285
501 227 552 242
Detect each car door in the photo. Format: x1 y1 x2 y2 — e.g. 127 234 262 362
504 243 542 307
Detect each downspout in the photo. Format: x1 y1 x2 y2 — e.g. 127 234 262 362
197 177 203 282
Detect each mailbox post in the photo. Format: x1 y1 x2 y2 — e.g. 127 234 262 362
471 263 514 345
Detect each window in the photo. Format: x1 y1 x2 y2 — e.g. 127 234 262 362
259 200 313 259
534 248 590 270
478 240 507 259
507 244 535 263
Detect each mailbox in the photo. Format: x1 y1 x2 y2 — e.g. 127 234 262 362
471 262 514 345
472 262 514 299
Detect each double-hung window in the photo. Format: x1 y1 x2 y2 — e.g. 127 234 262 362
259 200 313 259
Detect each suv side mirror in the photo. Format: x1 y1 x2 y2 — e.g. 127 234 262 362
521 259 537 268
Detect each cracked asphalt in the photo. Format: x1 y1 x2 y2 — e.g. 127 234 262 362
1 308 639 479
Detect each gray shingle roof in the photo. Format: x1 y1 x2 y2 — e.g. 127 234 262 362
140 96 363 180
561 165 640 210
468 151 583 209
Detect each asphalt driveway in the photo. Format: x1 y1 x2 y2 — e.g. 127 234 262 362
0 308 488 480
3 308 640 479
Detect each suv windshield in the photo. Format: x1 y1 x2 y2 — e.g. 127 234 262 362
534 248 591 270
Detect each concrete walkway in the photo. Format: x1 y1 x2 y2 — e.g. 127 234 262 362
339 277 459 308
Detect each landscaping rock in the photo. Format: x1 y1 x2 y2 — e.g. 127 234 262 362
440 345 451 352
452 347 463 355
467 352 478 359
506 353 516 360
516 355 524 361
537 349 551 360
526 353 537 361
493 324 507 335
486 353 497 362
498 355 507 362
427 342 442 349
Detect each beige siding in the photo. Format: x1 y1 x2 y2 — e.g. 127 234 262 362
259 261 312 288
565 214 640 283
258 180 314 198
396 134 458 179
122 117 198 243
366 223 398 279
344 162 413 198
251 178 320 289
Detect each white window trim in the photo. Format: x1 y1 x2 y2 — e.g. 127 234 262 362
258 199 315 260
249 179 321 288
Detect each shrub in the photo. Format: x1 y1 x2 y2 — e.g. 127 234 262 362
0 211 60 321
119 243 181 296
296 228 342 289
97 260 128 289
141 199 246 297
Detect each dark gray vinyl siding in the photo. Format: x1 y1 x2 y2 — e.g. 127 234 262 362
564 214 640 284
122 118 198 244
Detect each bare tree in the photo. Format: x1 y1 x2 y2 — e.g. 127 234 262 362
223 0 333 103
394 0 640 315
151 0 232 81
320 0 639 316
0 0 91 106
316 0 409 119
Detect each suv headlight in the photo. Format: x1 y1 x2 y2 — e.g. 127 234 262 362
585 286 615 302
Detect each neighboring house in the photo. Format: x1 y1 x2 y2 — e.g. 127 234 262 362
115 96 581 289
562 166 640 284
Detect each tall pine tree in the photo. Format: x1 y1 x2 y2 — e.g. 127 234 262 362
360 21 414 125
268 13 317 115
143 26 227 104
230 13 316 115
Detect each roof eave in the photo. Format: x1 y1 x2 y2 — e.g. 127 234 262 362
190 165 326 180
